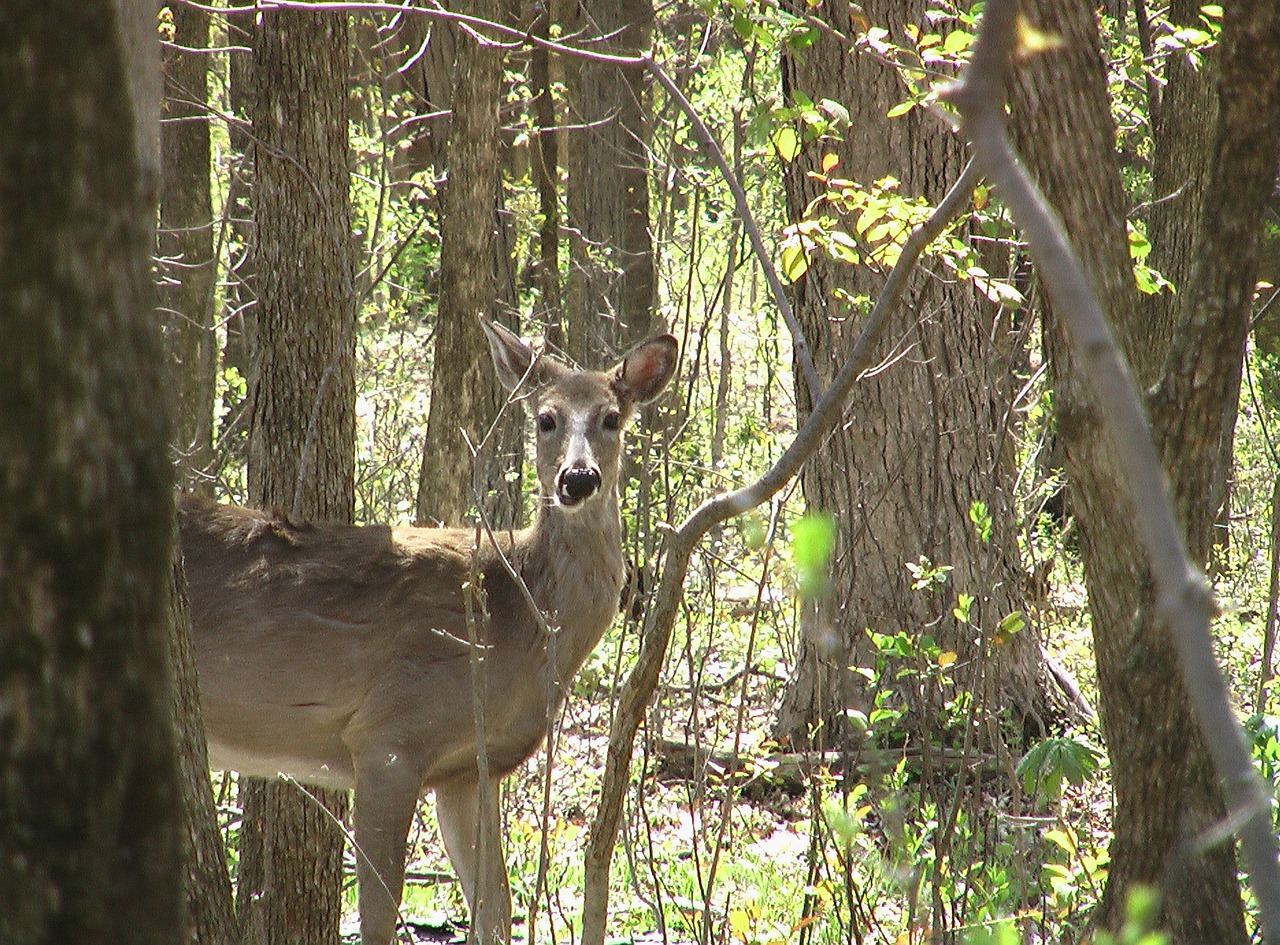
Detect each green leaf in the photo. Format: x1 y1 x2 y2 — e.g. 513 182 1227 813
1015 16 1064 55
786 24 820 51
780 240 810 282
1133 261 1173 295
826 230 860 265
1173 26 1212 45
980 278 1025 308
1017 736 1103 800
996 610 1026 639
961 920 1020 945
968 500 992 542
772 125 801 162
942 29 974 55
1043 827 1078 855
886 100 915 118
792 512 837 599
818 97 851 127
1127 223 1152 260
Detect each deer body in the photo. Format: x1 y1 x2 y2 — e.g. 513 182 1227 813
183 320 677 945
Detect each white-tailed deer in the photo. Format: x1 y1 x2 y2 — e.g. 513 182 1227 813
181 318 678 945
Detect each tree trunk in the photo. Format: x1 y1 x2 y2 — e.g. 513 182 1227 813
161 0 218 493
1009 0 1280 938
773 0 1066 752
564 0 657 361
0 2 182 941
355 11 455 180
1142 0 1218 354
168 539 238 945
1140 0 1231 564
238 9 357 945
415 0 523 529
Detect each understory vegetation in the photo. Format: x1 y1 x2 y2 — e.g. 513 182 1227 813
173 0 1280 941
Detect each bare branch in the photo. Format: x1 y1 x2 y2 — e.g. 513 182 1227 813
185 0 823 402
642 60 821 403
579 158 981 945
943 0 1280 934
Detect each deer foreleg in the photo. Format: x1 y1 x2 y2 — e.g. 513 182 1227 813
352 752 424 945
435 777 512 945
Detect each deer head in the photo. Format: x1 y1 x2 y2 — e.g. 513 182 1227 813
480 317 678 514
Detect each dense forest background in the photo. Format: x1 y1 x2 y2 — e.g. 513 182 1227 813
4 0 1280 943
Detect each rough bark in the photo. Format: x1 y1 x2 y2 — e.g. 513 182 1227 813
238 9 357 945
773 0 1066 750
168 540 238 945
415 0 523 529
246 9 357 520
161 0 218 492
564 0 657 361
1142 0 1218 358
0 2 182 941
1151 3 1276 552
1009 0 1280 938
1140 0 1229 556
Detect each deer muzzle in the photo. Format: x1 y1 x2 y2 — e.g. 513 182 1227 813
558 464 601 507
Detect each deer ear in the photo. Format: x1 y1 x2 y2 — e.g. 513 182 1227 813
481 316 546 393
613 334 679 404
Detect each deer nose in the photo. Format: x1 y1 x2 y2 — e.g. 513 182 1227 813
558 465 601 505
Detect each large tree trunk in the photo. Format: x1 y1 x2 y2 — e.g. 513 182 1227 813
415 0 523 529
1009 0 1280 938
564 0 657 361
168 540 238 945
0 2 182 940
773 0 1066 752
160 0 218 493
238 9 357 945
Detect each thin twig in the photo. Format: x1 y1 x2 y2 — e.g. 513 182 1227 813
183 0 823 402
578 157 980 945
642 58 821 403
943 0 1280 935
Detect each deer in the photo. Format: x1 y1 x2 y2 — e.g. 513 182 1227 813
179 317 678 945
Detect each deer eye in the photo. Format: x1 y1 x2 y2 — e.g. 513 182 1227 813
602 410 622 432
537 412 556 434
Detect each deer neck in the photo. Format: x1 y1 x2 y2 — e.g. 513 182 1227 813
525 489 626 683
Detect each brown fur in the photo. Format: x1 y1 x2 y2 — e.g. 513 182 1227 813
184 319 677 945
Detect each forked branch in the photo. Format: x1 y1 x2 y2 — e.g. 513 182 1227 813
942 0 1280 934
182 0 823 403
579 157 981 945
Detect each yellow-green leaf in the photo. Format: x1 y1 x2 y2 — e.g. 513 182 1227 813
772 126 800 162
943 29 974 55
1015 14 1064 55
780 241 809 282
793 512 837 600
